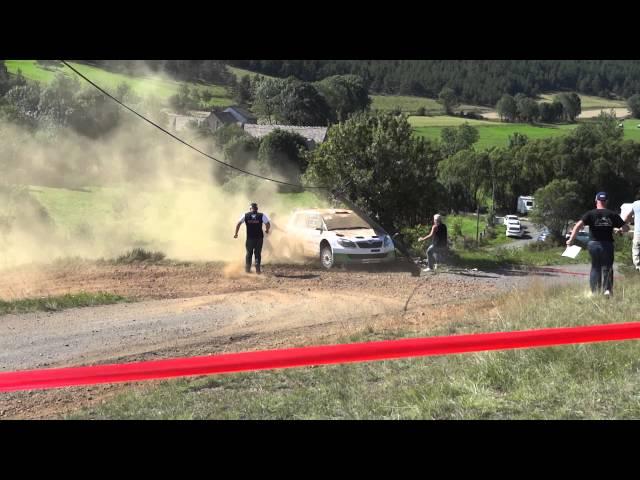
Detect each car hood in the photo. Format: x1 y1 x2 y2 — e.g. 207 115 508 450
330 228 381 239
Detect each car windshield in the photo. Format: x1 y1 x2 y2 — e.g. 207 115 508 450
323 212 372 231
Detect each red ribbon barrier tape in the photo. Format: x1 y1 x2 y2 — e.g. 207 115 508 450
534 267 589 277
2 321 640 393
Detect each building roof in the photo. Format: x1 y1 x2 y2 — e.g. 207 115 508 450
223 106 257 124
243 124 328 144
209 111 238 124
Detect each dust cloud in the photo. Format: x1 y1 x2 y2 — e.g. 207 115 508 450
0 84 328 270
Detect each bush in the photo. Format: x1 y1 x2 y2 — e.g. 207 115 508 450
212 124 247 148
399 224 430 255
484 226 498 240
615 234 633 267
524 240 559 252
115 248 166 264
224 136 261 170
627 94 640 119
450 217 464 241
258 129 308 171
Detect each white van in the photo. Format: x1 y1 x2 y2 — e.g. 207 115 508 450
517 196 535 215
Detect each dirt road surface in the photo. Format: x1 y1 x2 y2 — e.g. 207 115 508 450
0 261 587 419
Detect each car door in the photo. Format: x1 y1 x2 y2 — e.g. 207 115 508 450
287 213 307 255
304 214 324 256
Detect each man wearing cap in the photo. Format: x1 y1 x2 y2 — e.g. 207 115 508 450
566 192 628 296
234 203 271 274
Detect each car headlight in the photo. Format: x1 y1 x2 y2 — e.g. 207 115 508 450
338 238 356 248
383 235 392 247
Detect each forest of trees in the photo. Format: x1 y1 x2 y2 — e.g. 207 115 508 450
228 60 640 105
305 111 640 234
496 92 582 124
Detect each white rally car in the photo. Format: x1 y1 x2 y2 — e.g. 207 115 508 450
284 208 396 269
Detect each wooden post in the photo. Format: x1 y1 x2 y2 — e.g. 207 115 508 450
476 205 480 247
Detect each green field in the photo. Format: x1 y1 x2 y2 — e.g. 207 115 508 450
372 91 630 119
68 276 640 419
27 185 326 237
371 95 443 113
28 185 138 235
621 118 640 142
409 115 575 150
227 65 274 81
410 116 640 150
4 60 234 107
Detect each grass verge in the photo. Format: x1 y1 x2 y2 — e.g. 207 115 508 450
67 274 640 419
114 248 166 264
0 292 128 316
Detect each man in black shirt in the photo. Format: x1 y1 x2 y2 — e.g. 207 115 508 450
566 192 628 296
234 202 271 274
418 213 448 272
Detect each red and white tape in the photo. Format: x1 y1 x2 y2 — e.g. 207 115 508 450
2 321 640 393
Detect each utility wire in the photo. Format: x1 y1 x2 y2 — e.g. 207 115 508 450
60 60 327 190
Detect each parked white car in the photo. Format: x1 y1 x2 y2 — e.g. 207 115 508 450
504 214 519 225
506 223 524 238
283 208 396 269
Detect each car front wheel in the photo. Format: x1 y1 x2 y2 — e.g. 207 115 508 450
320 245 334 269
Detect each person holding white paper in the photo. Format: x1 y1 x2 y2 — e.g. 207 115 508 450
562 245 582 259
566 192 628 297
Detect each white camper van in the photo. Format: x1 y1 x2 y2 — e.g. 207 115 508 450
517 196 535 215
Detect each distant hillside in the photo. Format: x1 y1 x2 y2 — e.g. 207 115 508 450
228 60 640 106
4 60 234 108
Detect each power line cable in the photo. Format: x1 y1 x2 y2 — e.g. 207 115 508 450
60 60 327 190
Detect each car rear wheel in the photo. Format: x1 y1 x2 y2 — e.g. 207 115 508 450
320 244 334 269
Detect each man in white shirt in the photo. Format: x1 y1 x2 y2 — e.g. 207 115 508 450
621 197 640 271
234 202 271 274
